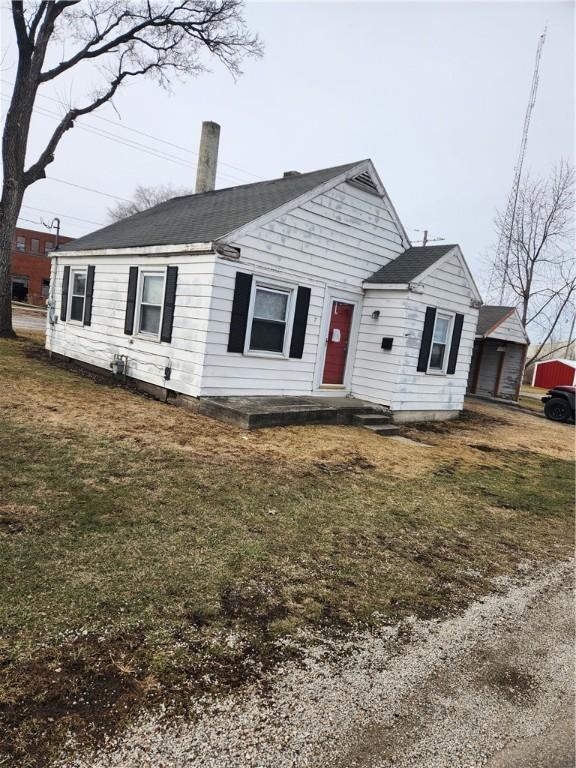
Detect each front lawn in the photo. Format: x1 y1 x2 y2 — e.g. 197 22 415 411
0 336 573 767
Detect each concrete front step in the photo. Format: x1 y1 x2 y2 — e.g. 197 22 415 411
197 395 386 429
352 413 393 427
362 423 400 436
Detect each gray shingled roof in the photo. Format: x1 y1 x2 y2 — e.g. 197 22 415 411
476 305 515 336
60 162 362 252
365 244 457 284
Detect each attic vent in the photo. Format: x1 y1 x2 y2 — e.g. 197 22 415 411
349 170 379 196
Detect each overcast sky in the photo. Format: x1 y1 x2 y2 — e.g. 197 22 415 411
1 1 573 290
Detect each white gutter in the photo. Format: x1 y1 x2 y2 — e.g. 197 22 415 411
362 282 409 290
49 242 214 258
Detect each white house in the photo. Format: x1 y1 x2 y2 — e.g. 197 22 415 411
46 154 482 424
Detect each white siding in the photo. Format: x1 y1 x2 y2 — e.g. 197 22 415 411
486 311 528 344
198 180 405 397
353 252 478 413
46 253 217 397
350 291 408 407
394 252 478 412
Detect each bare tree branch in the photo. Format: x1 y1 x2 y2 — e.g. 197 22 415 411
107 184 193 221
24 57 161 186
0 0 262 336
488 162 575 365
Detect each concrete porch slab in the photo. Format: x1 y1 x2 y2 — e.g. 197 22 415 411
197 395 387 429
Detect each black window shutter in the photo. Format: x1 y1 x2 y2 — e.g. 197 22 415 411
83 265 95 326
160 266 178 343
60 266 70 321
447 313 464 374
289 286 311 359
417 306 437 372
124 266 138 335
227 272 253 352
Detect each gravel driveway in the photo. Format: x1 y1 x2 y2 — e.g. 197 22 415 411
60 560 574 768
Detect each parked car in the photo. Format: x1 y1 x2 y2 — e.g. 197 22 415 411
541 386 575 423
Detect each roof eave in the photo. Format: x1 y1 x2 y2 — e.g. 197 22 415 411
52 242 214 258
362 282 410 290
215 159 411 250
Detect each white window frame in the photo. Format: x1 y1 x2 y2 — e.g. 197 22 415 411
67 267 88 325
135 268 166 341
244 279 296 358
427 310 454 375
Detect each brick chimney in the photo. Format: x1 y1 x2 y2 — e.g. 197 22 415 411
195 121 220 194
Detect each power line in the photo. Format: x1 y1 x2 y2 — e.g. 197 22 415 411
1 79 264 181
34 104 200 170
47 177 132 203
21 203 104 227
17 215 43 226
2 94 255 186
0 94 203 176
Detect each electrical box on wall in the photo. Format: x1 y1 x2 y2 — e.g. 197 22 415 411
381 337 393 351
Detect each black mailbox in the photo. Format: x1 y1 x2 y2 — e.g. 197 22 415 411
381 337 393 350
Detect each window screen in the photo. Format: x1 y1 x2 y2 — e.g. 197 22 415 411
70 271 86 321
249 287 289 353
139 274 164 335
429 314 451 370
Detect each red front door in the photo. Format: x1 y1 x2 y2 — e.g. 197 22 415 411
322 301 354 385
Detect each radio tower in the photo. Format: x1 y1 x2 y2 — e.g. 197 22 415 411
492 27 547 303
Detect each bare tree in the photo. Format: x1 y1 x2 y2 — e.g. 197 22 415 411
0 1 261 337
108 184 193 221
490 162 575 366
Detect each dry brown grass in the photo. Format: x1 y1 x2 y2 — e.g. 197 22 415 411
0 334 573 768
403 402 573 464
3 340 571 482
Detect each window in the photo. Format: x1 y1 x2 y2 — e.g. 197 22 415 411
16 236 25 252
41 279 50 299
69 270 87 322
31 238 40 254
428 313 452 372
137 271 165 336
11 277 28 302
45 241 54 254
249 285 291 354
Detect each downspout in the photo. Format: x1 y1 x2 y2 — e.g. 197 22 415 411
47 251 58 359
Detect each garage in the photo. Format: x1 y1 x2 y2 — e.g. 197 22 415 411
467 306 529 401
532 358 576 389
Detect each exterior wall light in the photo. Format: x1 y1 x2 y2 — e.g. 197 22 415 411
371 310 380 320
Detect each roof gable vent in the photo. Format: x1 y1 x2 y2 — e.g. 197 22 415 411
348 170 379 196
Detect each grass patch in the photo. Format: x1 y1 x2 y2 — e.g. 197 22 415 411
517 395 544 413
0 336 573 767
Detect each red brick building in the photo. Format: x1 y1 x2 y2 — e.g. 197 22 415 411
11 226 74 306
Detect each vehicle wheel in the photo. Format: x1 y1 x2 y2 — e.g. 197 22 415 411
544 397 571 422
